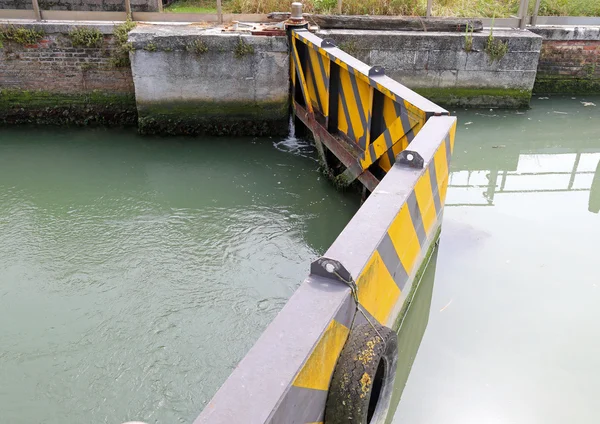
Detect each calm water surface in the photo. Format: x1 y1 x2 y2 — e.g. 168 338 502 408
2 96 599 424
0 128 359 424
391 96 600 424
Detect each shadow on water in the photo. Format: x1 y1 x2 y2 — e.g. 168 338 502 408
384 249 439 424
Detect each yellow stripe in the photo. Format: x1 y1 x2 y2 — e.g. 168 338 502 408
308 48 329 115
403 99 427 127
414 170 437 236
305 57 319 112
433 142 450 206
292 37 313 115
388 204 421 275
339 68 363 143
356 251 401 324
337 92 350 136
293 319 350 391
449 120 457 152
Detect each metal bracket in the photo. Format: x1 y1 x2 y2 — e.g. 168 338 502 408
396 150 424 169
311 257 353 283
321 38 336 48
369 66 385 77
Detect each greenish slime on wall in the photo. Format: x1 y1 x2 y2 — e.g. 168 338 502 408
414 87 532 108
0 89 137 126
533 76 600 95
137 100 289 136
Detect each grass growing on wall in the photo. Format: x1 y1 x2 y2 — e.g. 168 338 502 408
69 27 104 48
164 0 600 16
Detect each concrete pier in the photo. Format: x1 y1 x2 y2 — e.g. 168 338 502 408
128 26 289 136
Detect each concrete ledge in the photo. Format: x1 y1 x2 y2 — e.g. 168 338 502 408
0 20 118 34
128 26 289 136
317 28 542 108
530 26 600 41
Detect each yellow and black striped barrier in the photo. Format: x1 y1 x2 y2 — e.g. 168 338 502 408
291 29 448 191
195 20 456 424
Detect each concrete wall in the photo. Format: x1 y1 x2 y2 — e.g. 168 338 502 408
316 28 543 108
0 22 136 125
128 26 290 136
530 26 600 94
0 0 157 12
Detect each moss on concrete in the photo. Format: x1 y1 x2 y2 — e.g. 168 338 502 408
413 87 532 108
137 99 289 136
0 89 137 126
533 76 600 95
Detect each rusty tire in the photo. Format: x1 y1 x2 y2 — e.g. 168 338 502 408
324 323 398 424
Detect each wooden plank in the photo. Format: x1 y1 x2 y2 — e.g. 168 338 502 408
125 0 131 17
480 17 521 27
31 0 41 20
0 9 37 19
41 10 128 20
132 11 270 22
309 14 484 32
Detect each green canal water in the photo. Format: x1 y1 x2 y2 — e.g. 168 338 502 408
0 128 359 424
0 96 598 424
390 96 600 424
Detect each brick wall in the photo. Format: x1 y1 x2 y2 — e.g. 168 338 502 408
531 27 600 94
0 23 137 125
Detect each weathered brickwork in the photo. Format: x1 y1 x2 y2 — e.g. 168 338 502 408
0 25 136 125
538 41 600 77
1 33 133 92
531 27 600 94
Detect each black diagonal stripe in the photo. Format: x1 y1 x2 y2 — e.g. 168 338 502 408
306 52 324 114
292 45 310 107
369 143 376 162
378 233 409 291
338 80 356 142
394 101 413 142
383 128 393 150
444 135 452 170
429 160 442 217
316 52 329 93
406 127 416 144
407 191 426 248
348 70 368 150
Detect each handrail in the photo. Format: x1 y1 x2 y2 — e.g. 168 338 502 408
0 0 598 24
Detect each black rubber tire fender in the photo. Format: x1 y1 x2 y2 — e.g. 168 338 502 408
324 323 398 424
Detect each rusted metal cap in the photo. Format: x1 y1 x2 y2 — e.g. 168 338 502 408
291 2 303 20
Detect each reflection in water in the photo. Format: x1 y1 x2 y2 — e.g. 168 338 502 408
590 160 600 213
391 97 600 424
447 152 600 212
385 251 438 424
